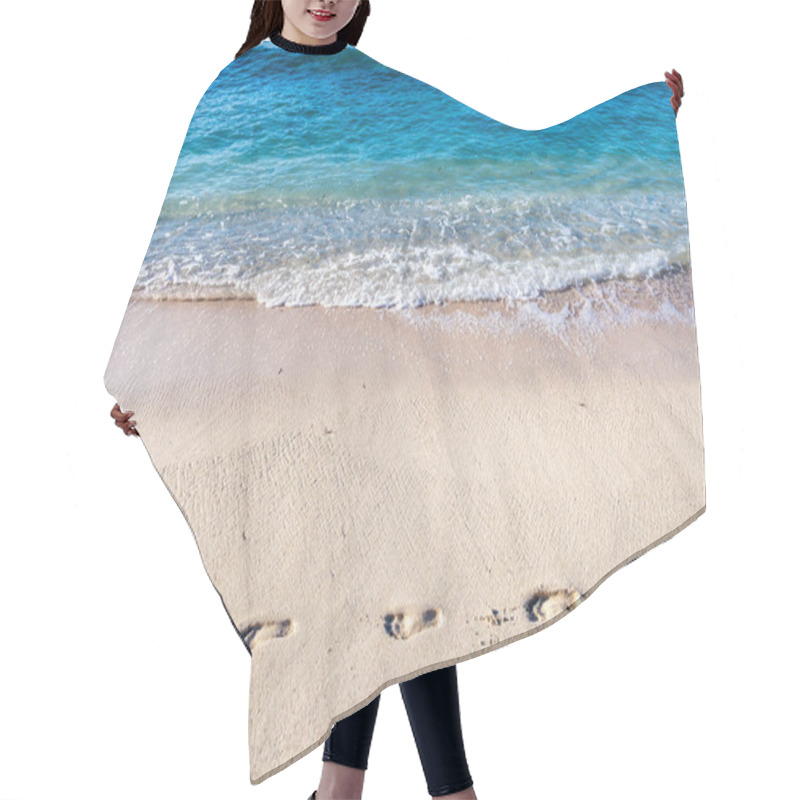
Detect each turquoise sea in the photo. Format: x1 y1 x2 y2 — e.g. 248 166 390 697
133 41 690 311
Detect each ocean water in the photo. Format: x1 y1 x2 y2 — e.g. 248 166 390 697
133 41 690 312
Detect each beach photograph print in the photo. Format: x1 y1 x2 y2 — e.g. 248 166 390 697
104 41 705 783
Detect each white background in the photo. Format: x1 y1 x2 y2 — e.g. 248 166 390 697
1 1 797 798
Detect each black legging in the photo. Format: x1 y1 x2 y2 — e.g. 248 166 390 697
323 664 473 797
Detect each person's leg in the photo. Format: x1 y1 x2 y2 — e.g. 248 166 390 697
316 693 381 800
400 664 476 798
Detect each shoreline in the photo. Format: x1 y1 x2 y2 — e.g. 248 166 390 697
125 265 695 335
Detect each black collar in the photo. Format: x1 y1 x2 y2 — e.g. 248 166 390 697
269 31 348 55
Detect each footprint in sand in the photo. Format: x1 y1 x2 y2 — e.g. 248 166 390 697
384 607 443 640
240 618 295 648
471 589 583 646
523 588 583 623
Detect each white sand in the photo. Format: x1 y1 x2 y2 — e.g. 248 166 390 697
104 277 705 784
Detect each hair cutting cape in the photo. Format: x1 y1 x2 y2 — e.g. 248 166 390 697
104 37 705 785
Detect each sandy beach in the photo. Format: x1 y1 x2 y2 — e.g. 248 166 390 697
104 270 705 783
